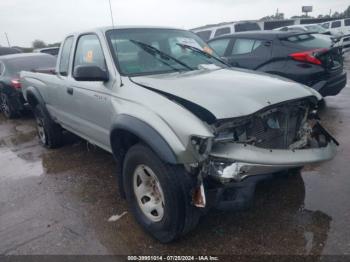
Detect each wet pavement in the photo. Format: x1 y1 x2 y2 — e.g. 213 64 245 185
1 55 350 256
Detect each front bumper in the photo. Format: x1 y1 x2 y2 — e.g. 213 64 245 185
312 71 347 97
207 141 337 182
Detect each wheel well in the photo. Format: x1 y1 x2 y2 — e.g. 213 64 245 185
110 129 140 198
26 92 39 108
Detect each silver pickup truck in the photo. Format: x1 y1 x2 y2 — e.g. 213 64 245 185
21 26 338 242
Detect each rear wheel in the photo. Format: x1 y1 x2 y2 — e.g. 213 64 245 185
0 93 19 119
123 144 200 243
34 104 63 148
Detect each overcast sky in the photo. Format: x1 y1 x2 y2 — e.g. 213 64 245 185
0 0 348 47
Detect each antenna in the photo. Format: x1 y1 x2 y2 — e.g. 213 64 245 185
108 0 115 27
4 32 11 47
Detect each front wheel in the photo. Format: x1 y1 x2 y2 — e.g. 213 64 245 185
123 144 200 243
34 104 63 148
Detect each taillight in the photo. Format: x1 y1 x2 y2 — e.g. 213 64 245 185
289 48 328 65
11 79 21 89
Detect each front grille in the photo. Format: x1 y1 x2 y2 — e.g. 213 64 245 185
245 100 309 149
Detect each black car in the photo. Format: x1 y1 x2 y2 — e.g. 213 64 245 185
208 31 347 97
0 53 56 118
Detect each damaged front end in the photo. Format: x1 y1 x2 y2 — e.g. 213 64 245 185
190 98 338 209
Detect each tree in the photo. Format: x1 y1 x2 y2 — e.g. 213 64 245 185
260 13 285 21
32 39 46 49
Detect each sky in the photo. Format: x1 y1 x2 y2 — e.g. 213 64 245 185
0 0 348 47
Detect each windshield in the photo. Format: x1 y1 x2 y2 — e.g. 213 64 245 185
106 28 226 76
305 25 327 33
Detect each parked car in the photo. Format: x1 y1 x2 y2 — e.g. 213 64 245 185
0 53 56 118
0 47 22 56
34 47 60 57
274 23 349 53
21 26 337 242
208 31 347 97
192 21 262 41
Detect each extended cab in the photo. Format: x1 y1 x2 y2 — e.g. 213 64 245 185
21 27 338 242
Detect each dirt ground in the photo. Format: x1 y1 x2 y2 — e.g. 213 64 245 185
1 54 350 256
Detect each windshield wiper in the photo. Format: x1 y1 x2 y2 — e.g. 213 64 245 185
129 40 194 71
176 43 230 67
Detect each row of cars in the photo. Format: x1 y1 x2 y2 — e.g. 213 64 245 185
193 18 350 53
0 26 345 242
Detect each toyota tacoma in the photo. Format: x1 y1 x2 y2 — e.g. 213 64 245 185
20 27 338 243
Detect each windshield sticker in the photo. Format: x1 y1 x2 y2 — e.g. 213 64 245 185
85 50 94 63
176 37 203 50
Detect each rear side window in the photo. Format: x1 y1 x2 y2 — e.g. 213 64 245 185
73 34 106 71
331 21 341 28
345 19 350 26
6 55 56 72
283 34 332 49
234 23 260 32
231 39 262 55
322 23 330 29
288 27 306 32
59 37 74 76
214 27 231 37
208 38 230 56
196 30 212 41
264 20 294 30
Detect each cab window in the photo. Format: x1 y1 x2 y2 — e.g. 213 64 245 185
59 36 74 76
345 19 350 27
214 27 231 37
73 34 106 71
331 21 341 28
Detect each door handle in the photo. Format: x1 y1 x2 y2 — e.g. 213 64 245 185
67 87 74 95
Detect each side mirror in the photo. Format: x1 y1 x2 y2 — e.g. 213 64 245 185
73 65 109 82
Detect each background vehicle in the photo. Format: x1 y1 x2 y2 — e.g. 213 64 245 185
34 47 60 57
208 31 347 96
0 53 56 118
192 21 262 41
0 47 22 56
321 18 350 36
274 24 331 34
21 27 337 243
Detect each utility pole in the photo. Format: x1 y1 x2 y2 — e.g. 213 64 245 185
108 0 115 28
4 32 11 47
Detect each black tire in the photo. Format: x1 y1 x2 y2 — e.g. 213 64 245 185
0 93 19 119
123 144 200 243
34 104 63 149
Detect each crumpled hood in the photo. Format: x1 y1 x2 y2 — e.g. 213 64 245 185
131 68 319 120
